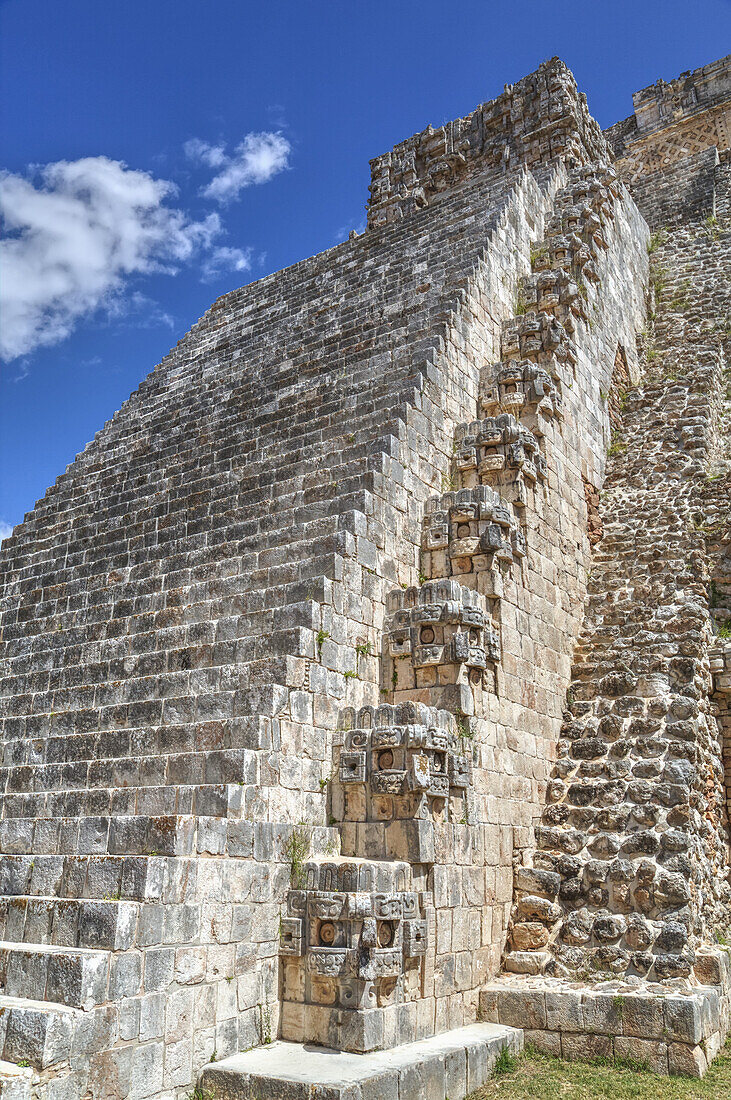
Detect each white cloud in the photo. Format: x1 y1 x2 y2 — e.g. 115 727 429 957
183 138 227 169
201 245 253 282
0 156 225 361
186 131 290 204
0 522 14 543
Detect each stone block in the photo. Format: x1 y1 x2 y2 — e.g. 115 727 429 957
524 1028 562 1055
663 995 703 1044
545 990 583 1032
560 1031 612 1061
614 1036 668 1075
667 1041 708 1078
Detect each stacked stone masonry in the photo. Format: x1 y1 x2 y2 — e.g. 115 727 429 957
0 54 728 1100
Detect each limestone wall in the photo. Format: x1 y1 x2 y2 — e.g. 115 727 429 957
2 52 729 1100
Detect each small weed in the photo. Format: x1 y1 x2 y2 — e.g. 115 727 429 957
647 227 668 254
17 1060 30 1068
417 569 427 585
717 622 731 640
456 711 474 751
530 244 547 266
612 994 625 1013
259 1001 273 1045
607 431 627 457
319 775 330 791
649 261 669 302
284 824 310 887
441 472 456 491
391 667 398 688
599 389 609 401
514 284 529 315
184 1081 213 1098
343 669 359 680
315 629 330 659
493 1047 518 1076
613 1054 650 1073
103 892 121 902
355 641 372 659
700 214 721 242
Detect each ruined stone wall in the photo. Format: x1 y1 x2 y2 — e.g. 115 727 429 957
605 53 731 182
502 123 731 990
0 58 650 1099
3 53 729 1100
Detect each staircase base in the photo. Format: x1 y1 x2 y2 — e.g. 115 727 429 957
198 1021 522 1100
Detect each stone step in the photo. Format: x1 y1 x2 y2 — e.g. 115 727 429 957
0 749 258 795
199 1022 524 1100
0 995 81 1070
0 896 145 951
0 942 110 1009
0 782 246 822
0 855 196 904
0 716 265 760
0 1058 35 1099
0 813 226 858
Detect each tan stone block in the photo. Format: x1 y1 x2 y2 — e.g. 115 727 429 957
524 1028 562 1056
561 1031 612 1061
614 1036 669 1075
621 994 665 1039
668 1042 708 1078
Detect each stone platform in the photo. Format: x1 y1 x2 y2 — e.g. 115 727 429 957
480 954 731 1078
198 1022 522 1100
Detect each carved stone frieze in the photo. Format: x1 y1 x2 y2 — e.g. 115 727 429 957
280 857 427 1051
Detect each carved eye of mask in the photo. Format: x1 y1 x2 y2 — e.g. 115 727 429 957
319 922 337 945
377 749 394 770
457 524 471 538
377 921 396 947
420 627 435 644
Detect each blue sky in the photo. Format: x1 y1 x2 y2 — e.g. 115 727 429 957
1 0 730 539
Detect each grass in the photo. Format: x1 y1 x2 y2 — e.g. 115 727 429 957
283 824 310 887
467 1043 731 1100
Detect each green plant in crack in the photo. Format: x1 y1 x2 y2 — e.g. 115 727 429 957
647 227 668 254
514 283 528 315
493 1047 518 1076
258 1001 273 1045
284 824 311 887
607 431 627 457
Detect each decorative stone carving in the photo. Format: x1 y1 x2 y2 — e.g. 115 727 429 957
280 857 426 1051
333 702 472 828
453 415 546 506
421 485 524 598
385 580 499 712
518 269 588 332
479 360 563 426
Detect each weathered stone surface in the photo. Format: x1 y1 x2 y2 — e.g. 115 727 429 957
0 51 729 1100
